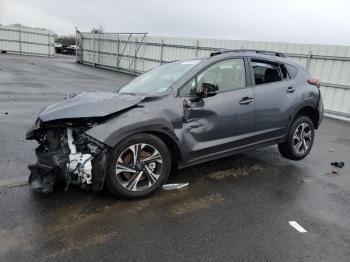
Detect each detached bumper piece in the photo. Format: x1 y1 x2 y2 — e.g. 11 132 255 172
28 163 57 193
27 139 69 193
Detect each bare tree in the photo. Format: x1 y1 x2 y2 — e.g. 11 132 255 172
55 35 75 46
91 25 105 33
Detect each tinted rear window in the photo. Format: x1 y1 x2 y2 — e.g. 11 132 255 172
251 60 282 85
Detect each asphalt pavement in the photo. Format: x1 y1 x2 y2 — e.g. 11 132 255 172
0 54 349 262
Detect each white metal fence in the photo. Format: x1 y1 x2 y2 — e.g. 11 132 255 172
76 31 350 121
0 25 55 57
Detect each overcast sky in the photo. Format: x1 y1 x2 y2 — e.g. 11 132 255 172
1 0 350 45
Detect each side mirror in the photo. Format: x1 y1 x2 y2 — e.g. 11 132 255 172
191 83 219 102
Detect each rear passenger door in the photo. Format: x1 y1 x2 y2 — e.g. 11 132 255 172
249 58 296 140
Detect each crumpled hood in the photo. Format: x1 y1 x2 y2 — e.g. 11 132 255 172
39 92 144 122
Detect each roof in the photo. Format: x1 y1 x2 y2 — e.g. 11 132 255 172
208 49 302 68
210 49 287 58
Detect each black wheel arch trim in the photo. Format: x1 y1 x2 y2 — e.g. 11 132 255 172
288 98 321 129
91 150 110 192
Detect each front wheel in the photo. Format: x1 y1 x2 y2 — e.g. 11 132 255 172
278 116 315 160
105 134 172 199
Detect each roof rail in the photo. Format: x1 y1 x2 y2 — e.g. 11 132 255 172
210 49 287 58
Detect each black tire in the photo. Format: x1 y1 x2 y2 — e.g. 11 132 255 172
105 134 172 199
278 115 315 160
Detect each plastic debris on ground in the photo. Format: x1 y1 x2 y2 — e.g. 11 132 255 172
328 161 345 176
162 183 189 191
331 161 344 168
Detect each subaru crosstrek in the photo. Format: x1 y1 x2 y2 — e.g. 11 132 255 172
26 50 324 198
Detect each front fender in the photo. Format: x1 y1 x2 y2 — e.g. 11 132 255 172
87 116 176 147
87 113 186 191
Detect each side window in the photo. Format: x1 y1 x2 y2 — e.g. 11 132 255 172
179 59 246 96
252 60 283 85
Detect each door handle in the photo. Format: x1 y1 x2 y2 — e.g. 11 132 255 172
239 97 254 105
286 86 296 93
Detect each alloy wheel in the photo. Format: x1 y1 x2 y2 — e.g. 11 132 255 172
115 143 163 192
293 122 312 155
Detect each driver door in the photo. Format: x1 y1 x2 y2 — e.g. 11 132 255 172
179 58 255 159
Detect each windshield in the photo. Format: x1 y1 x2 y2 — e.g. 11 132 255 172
119 60 201 94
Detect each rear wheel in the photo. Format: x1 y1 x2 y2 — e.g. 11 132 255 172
105 134 171 199
278 116 315 160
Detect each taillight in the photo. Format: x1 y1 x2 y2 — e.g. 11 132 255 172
308 78 320 88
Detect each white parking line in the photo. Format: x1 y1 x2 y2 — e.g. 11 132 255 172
289 221 307 233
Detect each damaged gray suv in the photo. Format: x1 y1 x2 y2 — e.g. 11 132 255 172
26 50 323 198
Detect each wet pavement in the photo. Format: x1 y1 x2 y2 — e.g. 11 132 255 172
1 54 350 262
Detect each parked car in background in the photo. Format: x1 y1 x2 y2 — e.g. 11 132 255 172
54 43 62 53
55 43 76 55
66 45 77 55
26 50 323 198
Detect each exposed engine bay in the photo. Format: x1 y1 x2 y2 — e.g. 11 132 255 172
26 119 108 193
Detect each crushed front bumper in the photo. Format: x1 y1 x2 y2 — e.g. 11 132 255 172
27 126 109 193
28 163 62 193
28 143 70 193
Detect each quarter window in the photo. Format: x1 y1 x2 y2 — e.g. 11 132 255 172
179 59 246 96
286 64 297 78
280 64 290 80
